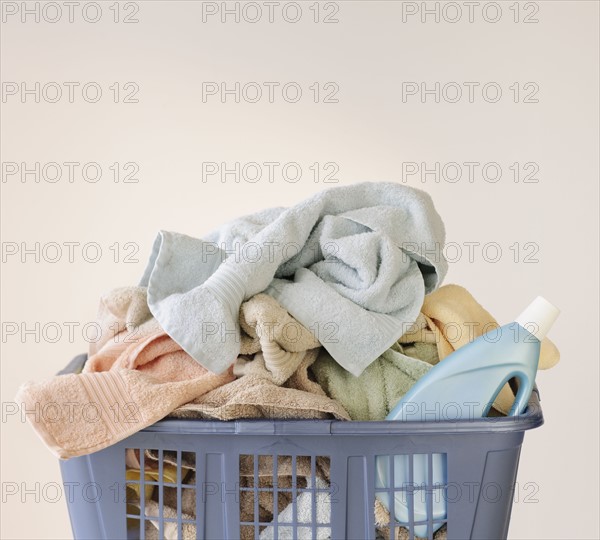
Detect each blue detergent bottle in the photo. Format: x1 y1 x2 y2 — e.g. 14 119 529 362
376 296 560 537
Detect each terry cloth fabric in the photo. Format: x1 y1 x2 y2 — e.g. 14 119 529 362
311 342 438 421
260 476 331 540
91 287 336 420
143 499 196 540
169 349 351 421
399 284 560 415
139 182 447 376
167 291 349 421
89 286 153 357
237 293 321 384
17 328 234 459
83 285 161 373
91 288 320 385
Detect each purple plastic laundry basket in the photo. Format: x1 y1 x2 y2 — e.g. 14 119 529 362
58 354 543 540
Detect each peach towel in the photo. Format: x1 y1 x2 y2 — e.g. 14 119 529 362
17 329 234 459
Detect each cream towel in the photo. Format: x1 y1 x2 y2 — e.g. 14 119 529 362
237 293 321 384
399 284 559 414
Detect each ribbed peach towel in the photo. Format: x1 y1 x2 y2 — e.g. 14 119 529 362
17 314 234 459
17 288 348 458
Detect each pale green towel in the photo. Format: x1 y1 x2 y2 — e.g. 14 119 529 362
310 343 438 421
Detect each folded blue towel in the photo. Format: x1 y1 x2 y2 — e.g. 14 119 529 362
139 182 447 375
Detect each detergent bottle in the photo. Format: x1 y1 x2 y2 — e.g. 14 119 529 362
376 296 560 537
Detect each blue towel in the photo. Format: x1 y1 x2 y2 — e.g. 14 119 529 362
139 182 447 375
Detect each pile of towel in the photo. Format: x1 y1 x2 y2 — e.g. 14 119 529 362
17 182 560 538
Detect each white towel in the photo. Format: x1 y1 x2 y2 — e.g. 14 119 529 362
260 477 331 540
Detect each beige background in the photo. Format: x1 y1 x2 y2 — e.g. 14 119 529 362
1 1 598 538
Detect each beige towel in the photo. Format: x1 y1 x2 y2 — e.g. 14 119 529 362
143 499 196 540
399 284 560 414
237 293 322 384
90 288 322 385
171 350 350 421
163 292 350 420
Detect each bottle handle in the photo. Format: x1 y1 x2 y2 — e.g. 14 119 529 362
508 372 535 416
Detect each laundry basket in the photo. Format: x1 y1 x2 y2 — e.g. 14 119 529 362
58 354 543 540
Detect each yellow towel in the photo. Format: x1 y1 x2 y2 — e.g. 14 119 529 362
126 463 178 501
400 284 559 414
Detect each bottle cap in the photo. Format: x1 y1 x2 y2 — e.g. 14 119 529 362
515 296 560 341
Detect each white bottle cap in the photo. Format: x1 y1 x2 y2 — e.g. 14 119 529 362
515 296 560 341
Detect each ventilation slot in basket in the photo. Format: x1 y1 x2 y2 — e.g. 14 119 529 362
125 448 197 539
239 454 332 539
375 453 448 540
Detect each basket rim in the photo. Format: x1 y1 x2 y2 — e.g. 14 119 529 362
140 385 542 436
